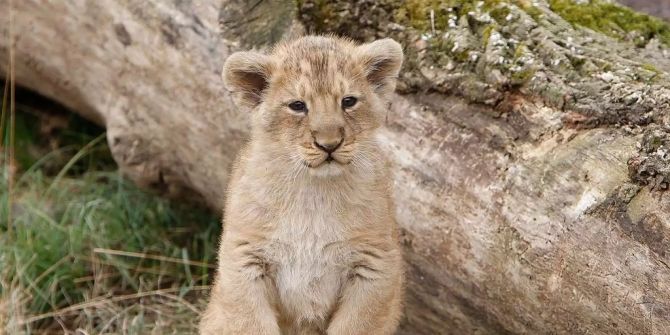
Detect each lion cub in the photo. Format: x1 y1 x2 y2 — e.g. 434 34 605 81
200 36 404 335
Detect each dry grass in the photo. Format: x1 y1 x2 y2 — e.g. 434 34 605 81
0 122 219 335
0 149 220 334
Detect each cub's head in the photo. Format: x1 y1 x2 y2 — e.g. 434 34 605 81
223 36 403 177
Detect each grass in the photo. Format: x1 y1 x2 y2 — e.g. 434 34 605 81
0 88 221 334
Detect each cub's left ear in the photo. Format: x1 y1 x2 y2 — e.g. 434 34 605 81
355 38 404 97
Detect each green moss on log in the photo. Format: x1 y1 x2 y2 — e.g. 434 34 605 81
549 0 670 46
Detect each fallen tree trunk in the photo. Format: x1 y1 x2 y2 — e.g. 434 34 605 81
2 0 670 333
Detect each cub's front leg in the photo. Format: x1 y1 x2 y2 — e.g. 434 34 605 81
328 245 404 335
200 237 279 335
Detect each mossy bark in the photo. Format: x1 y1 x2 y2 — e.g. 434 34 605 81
2 0 670 334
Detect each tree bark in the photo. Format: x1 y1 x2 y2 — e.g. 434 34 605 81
2 0 670 334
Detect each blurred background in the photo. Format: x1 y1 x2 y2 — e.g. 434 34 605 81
2 0 670 334
621 0 670 19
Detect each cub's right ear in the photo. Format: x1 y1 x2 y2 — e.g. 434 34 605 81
222 51 273 109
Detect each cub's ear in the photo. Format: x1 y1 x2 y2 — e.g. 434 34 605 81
355 38 404 97
222 51 273 109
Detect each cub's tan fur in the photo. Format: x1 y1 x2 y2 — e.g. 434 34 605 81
200 36 404 335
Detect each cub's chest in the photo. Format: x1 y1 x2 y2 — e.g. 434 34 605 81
266 213 351 321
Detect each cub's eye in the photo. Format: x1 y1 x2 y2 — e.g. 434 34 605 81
341 96 358 108
288 100 307 113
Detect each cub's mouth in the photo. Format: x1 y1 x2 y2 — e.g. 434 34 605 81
299 142 354 175
307 158 346 177
305 154 347 168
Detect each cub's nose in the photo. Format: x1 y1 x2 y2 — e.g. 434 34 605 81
313 128 344 154
314 138 343 154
